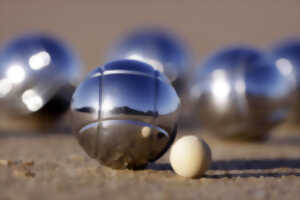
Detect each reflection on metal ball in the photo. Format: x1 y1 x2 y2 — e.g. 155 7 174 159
0 33 81 121
189 46 294 140
270 40 300 123
71 60 180 169
107 28 191 95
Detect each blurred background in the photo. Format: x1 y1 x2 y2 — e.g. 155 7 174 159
1 0 300 75
1 0 300 132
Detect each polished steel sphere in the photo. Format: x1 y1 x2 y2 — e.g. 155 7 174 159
0 33 80 118
107 28 190 95
71 60 180 169
270 40 300 123
190 46 294 140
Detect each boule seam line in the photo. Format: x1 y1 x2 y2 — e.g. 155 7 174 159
91 69 167 82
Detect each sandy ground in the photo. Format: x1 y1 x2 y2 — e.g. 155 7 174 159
0 124 299 200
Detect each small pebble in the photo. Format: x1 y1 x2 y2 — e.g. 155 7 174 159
13 169 35 178
0 160 9 166
23 160 34 166
169 135 212 178
69 154 85 162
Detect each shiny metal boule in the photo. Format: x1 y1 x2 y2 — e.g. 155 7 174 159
107 28 190 95
71 60 180 169
0 33 81 130
189 46 294 140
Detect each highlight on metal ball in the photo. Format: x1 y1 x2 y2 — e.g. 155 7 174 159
270 39 300 123
189 45 295 140
107 27 191 95
71 59 180 169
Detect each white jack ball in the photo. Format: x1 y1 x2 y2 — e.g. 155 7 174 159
169 135 212 178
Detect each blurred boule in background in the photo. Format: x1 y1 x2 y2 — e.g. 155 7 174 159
0 33 82 132
107 27 192 97
189 45 295 140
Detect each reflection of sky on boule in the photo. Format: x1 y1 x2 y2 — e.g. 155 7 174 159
101 96 114 113
210 69 231 111
275 58 296 87
234 76 248 114
157 80 180 115
126 53 164 73
235 77 246 94
276 58 293 76
29 51 51 70
71 76 100 120
101 74 155 116
6 64 26 84
245 65 291 99
21 89 43 112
